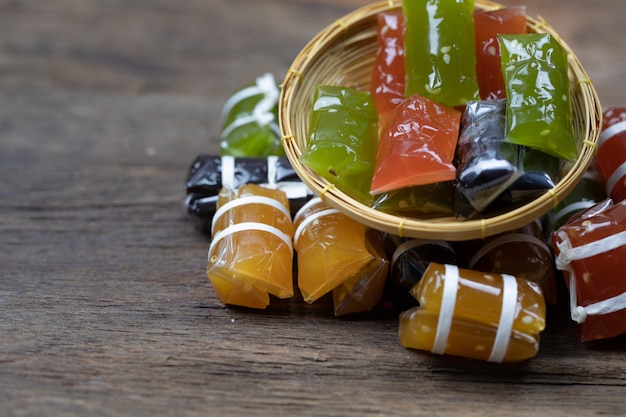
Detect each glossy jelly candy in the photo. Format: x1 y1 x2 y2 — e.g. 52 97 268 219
552 199 626 341
184 154 313 233
370 9 405 119
458 146 560 218
595 107 626 202
399 262 546 362
499 33 578 162
332 230 390 316
386 236 460 310
293 197 373 304
402 0 480 107
207 184 293 309
370 93 461 194
371 182 454 218
458 220 557 304
454 99 521 216
507 146 560 202
473 6 527 100
300 85 378 205
220 73 283 157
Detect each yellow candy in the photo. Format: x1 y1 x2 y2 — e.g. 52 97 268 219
399 309 540 362
207 184 293 308
294 197 373 304
332 230 389 316
399 262 546 362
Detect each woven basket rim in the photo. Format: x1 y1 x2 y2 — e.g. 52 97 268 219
279 0 602 241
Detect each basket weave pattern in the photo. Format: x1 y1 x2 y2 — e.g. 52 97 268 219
279 0 601 241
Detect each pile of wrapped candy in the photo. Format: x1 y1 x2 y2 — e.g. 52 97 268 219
183 0 626 363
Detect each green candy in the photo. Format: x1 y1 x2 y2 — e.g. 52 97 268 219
499 33 578 162
220 73 284 157
300 85 378 206
402 0 480 107
372 182 454 218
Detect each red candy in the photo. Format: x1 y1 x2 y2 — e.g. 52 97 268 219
473 7 527 100
596 107 626 202
370 94 461 194
370 10 406 119
552 199 626 341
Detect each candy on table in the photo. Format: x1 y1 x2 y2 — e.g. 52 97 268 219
499 33 578 162
402 0 480 107
454 99 521 217
371 182 454 218
399 262 546 362
293 197 373 304
473 6 527 100
370 9 406 119
299 85 378 205
219 73 284 157
332 230 390 316
457 220 558 305
370 93 461 194
184 154 313 233
544 170 607 236
595 106 626 202
551 198 626 342
207 184 293 309
385 235 460 310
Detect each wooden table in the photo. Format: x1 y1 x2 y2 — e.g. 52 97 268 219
2 1 626 415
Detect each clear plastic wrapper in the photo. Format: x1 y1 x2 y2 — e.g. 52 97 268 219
385 235 460 310
370 9 406 119
371 182 453 218
551 199 626 341
184 154 312 233
473 6 527 100
402 0 480 107
506 147 560 203
293 197 373 304
371 93 461 194
453 100 560 218
454 99 521 216
595 106 626 202
399 262 546 362
461 147 559 217
499 33 578 162
219 73 284 157
300 85 378 205
457 220 557 304
207 184 293 309
332 230 390 316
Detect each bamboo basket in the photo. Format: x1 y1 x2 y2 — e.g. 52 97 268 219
279 0 601 241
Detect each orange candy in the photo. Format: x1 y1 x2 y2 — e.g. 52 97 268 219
399 262 546 362
458 221 558 304
207 184 293 309
332 230 390 316
370 9 406 119
294 197 373 304
370 94 461 194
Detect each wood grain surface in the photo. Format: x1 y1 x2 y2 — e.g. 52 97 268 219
1 1 626 416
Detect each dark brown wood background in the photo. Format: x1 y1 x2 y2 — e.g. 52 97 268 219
1 1 626 416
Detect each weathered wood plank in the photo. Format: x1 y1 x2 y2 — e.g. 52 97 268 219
2 87 626 417
1 0 626 416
